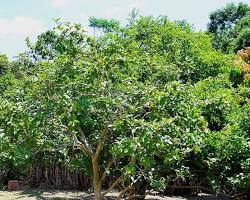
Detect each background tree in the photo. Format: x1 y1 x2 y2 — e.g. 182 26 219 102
207 2 250 53
232 28 250 52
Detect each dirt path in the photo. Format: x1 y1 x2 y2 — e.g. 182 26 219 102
0 190 230 200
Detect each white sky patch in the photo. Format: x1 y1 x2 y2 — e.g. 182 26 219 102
104 0 149 21
52 0 71 8
128 0 148 11
0 16 46 58
79 13 92 33
104 6 125 19
0 16 45 39
0 0 248 57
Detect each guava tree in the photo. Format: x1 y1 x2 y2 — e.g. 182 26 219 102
1 22 165 199
1 15 245 199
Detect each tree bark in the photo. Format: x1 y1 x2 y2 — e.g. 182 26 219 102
91 126 109 200
92 158 102 200
73 126 110 200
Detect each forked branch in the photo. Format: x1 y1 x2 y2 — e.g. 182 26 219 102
94 126 109 159
68 128 94 157
78 126 94 156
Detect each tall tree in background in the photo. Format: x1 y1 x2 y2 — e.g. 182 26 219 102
232 15 250 52
207 2 250 53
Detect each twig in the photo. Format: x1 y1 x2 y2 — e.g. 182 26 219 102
100 159 115 184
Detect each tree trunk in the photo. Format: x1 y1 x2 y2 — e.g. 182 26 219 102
92 158 102 200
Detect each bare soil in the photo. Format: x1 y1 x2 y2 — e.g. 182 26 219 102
0 189 231 200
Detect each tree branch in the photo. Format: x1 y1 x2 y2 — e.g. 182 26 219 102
94 126 109 160
75 140 93 157
78 126 94 156
116 185 134 200
101 175 124 196
68 128 93 157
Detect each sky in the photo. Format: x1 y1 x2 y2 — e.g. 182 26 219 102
0 0 249 58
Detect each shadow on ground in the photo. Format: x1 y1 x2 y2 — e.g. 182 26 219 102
188 194 231 200
20 190 87 200
0 189 232 200
20 189 116 200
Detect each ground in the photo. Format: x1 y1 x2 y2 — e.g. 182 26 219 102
0 190 231 200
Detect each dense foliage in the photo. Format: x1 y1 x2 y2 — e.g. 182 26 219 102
0 12 249 199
